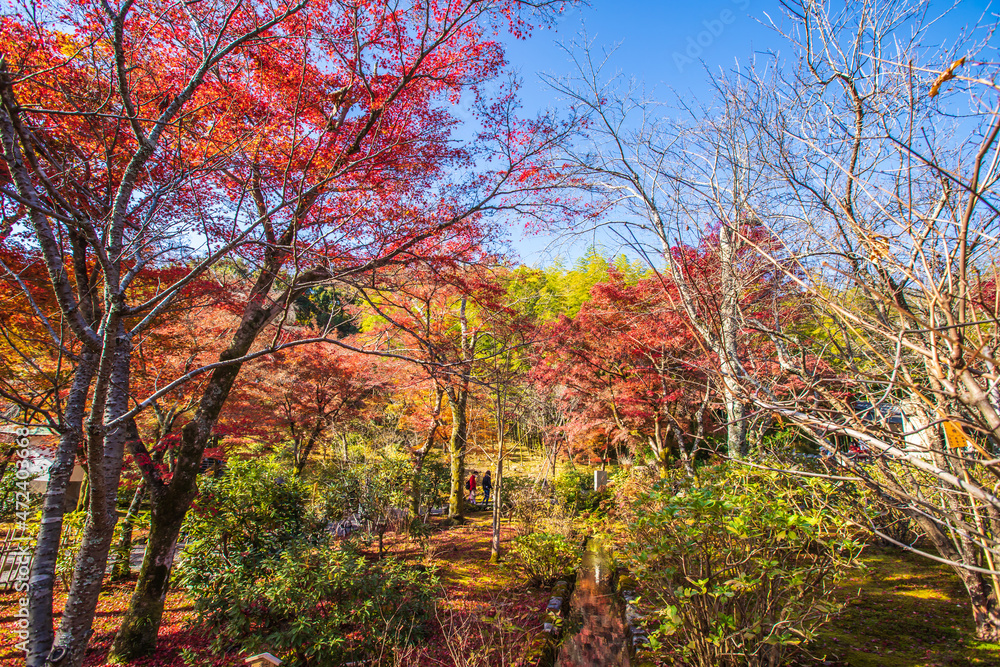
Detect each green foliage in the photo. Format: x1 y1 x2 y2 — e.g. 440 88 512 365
54 510 140 588
765 455 923 548
55 514 82 589
413 456 450 517
501 475 580 540
293 286 358 335
760 426 817 455
853 461 924 547
506 479 557 536
183 457 323 567
487 473 526 511
508 531 581 587
177 456 436 665
614 464 862 667
507 249 648 322
315 454 410 526
553 468 611 514
183 540 436 665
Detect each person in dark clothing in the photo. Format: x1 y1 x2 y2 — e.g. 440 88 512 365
481 471 493 504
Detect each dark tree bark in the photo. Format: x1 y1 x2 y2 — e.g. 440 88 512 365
293 419 326 476
490 391 506 562
110 297 280 661
107 479 187 660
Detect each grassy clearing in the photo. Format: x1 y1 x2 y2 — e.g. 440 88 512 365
801 547 1000 666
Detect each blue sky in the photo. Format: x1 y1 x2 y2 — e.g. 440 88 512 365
507 0 773 111
498 0 997 265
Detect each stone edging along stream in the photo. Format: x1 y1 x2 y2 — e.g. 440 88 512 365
619 585 650 652
544 579 572 636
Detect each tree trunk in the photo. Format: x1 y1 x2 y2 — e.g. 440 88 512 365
966 573 1000 641
673 423 696 478
108 485 186 661
716 178 748 458
27 350 96 667
74 471 89 513
912 508 1000 642
747 413 773 457
409 387 443 521
46 326 131 667
409 448 428 521
111 483 146 581
448 390 469 520
111 296 283 660
490 435 505 562
293 424 323 475
667 217 748 458
723 392 748 457
652 419 670 478
550 438 558 483
107 415 208 661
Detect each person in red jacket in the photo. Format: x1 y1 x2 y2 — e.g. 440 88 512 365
466 472 477 504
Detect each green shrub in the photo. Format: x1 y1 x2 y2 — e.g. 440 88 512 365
181 457 323 568
552 468 588 506
508 532 581 587
616 465 861 667
56 510 137 588
55 511 86 588
554 468 611 514
315 455 411 525
495 473 532 513
412 457 450 517
177 456 436 664
181 541 436 664
502 476 555 536
0 463 41 521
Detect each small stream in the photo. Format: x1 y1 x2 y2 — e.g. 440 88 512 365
555 538 631 667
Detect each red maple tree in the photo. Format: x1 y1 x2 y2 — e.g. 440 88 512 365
533 270 713 475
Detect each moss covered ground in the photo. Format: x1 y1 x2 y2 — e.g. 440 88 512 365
801 547 1000 666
